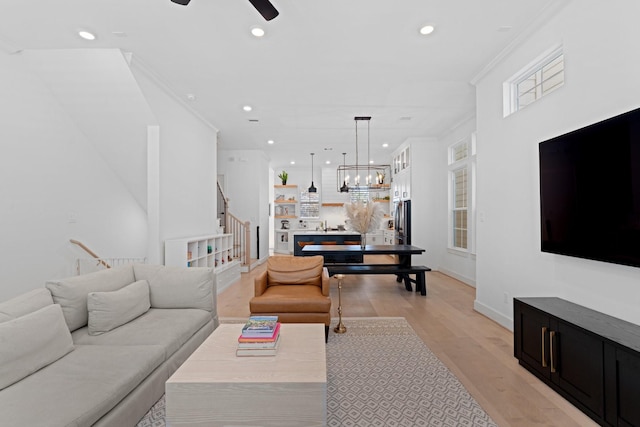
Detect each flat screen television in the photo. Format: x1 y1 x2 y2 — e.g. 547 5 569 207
539 107 640 268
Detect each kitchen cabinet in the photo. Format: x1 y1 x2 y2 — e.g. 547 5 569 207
392 144 411 201
393 145 410 174
274 230 289 254
393 170 410 201
383 230 395 245
365 231 384 244
514 297 640 426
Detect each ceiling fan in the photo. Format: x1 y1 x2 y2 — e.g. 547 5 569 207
170 0 279 21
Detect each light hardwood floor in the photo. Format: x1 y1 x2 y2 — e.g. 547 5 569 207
217 257 598 427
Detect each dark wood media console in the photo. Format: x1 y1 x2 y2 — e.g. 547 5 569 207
514 297 640 426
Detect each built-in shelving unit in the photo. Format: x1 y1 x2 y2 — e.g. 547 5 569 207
164 234 241 292
274 185 298 219
274 185 298 254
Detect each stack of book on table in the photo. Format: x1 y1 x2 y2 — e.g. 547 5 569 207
236 315 281 357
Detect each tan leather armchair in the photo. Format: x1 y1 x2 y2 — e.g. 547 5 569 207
250 256 331 341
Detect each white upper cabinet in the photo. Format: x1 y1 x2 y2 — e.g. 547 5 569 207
392 143 411 200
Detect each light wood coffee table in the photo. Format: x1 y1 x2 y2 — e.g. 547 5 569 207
166 323 327 427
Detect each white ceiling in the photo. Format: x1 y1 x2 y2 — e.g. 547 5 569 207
0 0 558 169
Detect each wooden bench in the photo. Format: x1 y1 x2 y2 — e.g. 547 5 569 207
325 264 431 296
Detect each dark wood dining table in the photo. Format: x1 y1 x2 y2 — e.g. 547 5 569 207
301 244 430 295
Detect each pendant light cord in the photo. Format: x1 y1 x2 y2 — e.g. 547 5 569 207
367 119 370 186
355 120 359 185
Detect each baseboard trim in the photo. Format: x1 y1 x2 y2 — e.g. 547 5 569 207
438 267 476 288
474 299 513 331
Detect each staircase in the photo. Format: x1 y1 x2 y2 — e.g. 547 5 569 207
217 181 257 272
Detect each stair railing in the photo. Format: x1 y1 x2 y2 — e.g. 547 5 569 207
227 212 251 267
217 181 251 267
70 239 146 275
70 239 111 269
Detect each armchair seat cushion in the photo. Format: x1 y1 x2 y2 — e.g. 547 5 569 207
250 285 331 313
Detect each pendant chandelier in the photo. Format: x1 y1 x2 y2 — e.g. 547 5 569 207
308 152 317 193
336 116 390 192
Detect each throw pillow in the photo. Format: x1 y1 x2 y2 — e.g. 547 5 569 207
46 264 136 331
0 288 54 323
0 304 75 390
87 279 151 336
133 264 214 312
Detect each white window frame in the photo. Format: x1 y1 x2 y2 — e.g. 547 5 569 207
448 134 476 254
503 44 564 117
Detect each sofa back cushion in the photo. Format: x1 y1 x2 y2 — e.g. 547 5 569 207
0 304 75 390
267 255 324 287
133 264 215 312
46 265 135 331
0 288 54 323
87 279 151 335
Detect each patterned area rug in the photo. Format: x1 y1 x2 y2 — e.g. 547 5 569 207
137 317 497 426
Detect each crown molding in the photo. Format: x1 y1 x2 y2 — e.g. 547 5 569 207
470 0 572 86
128 52 219 133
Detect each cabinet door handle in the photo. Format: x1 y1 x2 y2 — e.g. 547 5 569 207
550 330 557 373
541 327 548 367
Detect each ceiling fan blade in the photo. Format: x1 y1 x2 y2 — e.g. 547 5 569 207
170 0 191 5
248 0 279 21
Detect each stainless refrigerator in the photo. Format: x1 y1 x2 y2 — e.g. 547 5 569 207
394 199 411 245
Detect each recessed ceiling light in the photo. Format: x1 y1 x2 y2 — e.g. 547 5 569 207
290 161 295 165
251 27 265 37
419 25 435 35
382 143 389 148
267 140 274 145
369 160 374 164
243 105 252 112
78 30 96 41
186 94 196 101
325 160 331 165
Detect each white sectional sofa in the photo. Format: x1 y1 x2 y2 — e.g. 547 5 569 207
0 264 218 427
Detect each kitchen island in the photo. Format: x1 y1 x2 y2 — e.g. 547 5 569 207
293 232 362 260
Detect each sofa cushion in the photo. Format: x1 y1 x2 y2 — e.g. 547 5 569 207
0 304 74 390
0 344 165 427
266 255 324 286
87 279 151 336
133 264 214 312
250 285 331 313
72 308 212 359
0 288 54 323
46 265 136 331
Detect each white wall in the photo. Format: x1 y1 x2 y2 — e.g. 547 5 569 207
0 48 220 301
131 59 219 253
401 137 444 270
435 118 477 286
218 150 270 262
474 0 640 328
0 51 147 300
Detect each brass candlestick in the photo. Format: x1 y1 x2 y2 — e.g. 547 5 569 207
334 274 347 333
